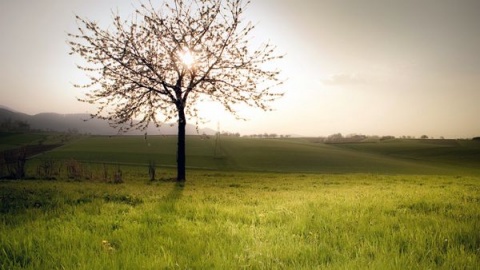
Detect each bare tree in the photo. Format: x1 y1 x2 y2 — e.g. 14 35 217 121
68 0 283 181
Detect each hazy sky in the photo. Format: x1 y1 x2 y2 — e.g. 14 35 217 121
1 0 479 138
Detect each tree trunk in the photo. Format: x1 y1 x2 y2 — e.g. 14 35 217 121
176 105 187 182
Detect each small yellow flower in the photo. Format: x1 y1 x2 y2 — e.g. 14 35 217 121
102 240 115 252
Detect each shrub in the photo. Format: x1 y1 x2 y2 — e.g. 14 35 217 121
112 167 123 184
36 159 59 180
1 147 27 179
148 160 156 181
65 159 83 180
102 163 109 182
0 155 5 178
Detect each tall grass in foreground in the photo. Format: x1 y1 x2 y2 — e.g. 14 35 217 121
1 171 479 269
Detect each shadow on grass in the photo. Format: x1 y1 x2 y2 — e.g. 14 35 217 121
160 181 184 212
167 181 184 199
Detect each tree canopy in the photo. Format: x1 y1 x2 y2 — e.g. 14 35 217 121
68 0 283 180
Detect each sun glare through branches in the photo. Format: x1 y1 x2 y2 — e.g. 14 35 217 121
179 49 196 68
68 0 284 181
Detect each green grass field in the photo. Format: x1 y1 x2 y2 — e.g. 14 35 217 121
0 133 47 151
1 135 480 269
1 172 479 269
36 135 480 175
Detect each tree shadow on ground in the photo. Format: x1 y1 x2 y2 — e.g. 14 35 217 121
160 181 184 212
166 181 184 200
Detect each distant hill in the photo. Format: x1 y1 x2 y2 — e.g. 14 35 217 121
0 107 215 135
0 105 19 112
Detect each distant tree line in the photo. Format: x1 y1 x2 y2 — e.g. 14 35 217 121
239 133 439 141
320 133 368 143
216 132 292 139
0 119 31 132
319 133 421 143
231 133 457 141
245 133 291 139
312 133 480 143
218 132 241 137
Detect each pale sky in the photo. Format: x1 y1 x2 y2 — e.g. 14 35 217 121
1 0 479 138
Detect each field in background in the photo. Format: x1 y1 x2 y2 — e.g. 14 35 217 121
0 132 72 152
35 135 480 175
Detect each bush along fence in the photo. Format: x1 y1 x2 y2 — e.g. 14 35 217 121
0 144 62 179
0 154 165 184
33 158 126 184
0 147 27 179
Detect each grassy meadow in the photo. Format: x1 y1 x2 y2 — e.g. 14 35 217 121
33 135 480 175
1 134 480 269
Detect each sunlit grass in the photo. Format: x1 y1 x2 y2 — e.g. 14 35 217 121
1 171 479 269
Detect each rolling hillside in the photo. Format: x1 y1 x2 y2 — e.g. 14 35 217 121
39 136 480 175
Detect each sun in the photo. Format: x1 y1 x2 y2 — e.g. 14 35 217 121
179 49 195 68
